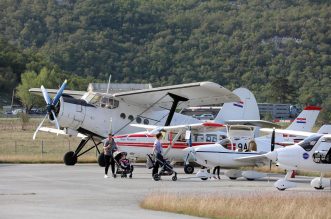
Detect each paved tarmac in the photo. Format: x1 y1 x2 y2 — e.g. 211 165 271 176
0 164 328 219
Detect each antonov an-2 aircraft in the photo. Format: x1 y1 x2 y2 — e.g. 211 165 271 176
29 80 239 165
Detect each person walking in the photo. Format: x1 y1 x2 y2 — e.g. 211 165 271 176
103 133 118 178
152 132 164 179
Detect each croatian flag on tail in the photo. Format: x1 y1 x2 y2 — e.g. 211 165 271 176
233 101 244 108
296 118 306 124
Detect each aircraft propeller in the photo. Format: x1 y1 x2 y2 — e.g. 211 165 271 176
33 80 67 140
268 128 276 171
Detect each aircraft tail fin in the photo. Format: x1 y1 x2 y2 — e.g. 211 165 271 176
214 88 260 123
317 124 331 134
286 106 321 132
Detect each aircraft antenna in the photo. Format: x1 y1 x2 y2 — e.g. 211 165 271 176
106 74 112 94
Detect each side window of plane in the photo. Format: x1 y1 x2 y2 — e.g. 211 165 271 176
100 97 119 109
143 119 149 125
136 117 142 124
128 115 134 121
120 113 126 119
206 134 217 142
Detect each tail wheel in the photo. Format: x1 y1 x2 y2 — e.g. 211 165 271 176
64 151 77 166
184 164 194 174
172 175 177 181
98 152 106 167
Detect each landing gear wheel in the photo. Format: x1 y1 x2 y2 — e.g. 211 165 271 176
229 177 237 180
184 164 194 174
153 173 160 181
98 152 105 167
201 177 208 181
172 175 177 181
64 151 77 166
277 187 286 191
246 178 255 181
314 186 324 190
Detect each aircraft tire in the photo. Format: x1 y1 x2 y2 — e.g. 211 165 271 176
64 151 77 166
246 178 255 181
184 164 194 174
98 152 106 167
229 177 237 180
314 186 324 190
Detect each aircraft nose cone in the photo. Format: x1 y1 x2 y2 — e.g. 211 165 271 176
265 151 277 162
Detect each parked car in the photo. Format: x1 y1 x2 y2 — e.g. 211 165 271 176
196 114 214 120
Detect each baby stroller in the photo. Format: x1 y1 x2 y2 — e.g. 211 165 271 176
146 153 177 181
113 151 134 178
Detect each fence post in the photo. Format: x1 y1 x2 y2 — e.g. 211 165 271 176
14 141 17 154
68 140 70 151
41 140 44 158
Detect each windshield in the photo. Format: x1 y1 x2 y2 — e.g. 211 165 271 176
298 134 323 151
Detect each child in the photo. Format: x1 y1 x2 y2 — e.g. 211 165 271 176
119 152 131 171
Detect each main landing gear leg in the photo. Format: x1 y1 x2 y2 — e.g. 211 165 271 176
63 136 102 166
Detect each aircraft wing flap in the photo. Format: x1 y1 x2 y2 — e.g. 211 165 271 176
29 88 86 99
113 81 240 109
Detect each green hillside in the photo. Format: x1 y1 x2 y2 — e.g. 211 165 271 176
0 0 330 121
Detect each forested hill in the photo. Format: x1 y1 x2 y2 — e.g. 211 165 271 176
0 0 330 121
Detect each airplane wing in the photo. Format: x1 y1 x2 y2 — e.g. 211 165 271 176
225 120 281 128
113 81 240 110
234 154 270 164
130 122 225 134
260 128 313 137
29 88 86 99
38 127 87 139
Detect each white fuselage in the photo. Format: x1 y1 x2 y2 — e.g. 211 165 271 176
187 144 267 168
57 97 199 138
275 145 331 172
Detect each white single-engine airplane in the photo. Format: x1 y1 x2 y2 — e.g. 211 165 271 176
30 81 240 165
237 128 331 190
182 106 321 180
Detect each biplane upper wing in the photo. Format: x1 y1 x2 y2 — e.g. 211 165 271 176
29 88 86 99
113 81 240 109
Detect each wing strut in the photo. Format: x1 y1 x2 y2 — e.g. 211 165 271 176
164 93 188 126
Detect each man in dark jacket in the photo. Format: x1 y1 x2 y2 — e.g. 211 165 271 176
103 133 118 178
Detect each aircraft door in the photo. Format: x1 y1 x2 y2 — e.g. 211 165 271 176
72 104 86 129
312 140 331 164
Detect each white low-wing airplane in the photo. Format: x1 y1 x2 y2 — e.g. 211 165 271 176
237 128 331 190
182 107 321 180
29 81 240 165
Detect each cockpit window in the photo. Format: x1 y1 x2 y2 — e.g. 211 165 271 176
298 134 323 151
100 96 119 109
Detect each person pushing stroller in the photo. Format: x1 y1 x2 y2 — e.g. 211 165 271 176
149 132 177 181
152 132 164 178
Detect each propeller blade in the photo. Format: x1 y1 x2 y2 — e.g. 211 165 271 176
52 80 67 106
271 127 275 152
51 110 60 130
33 114 48 140
41 85 51 106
